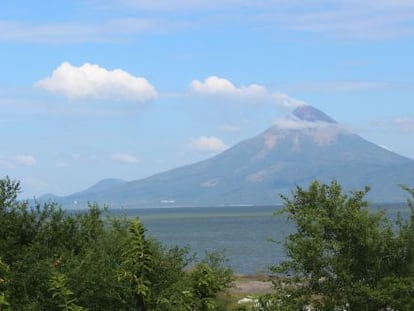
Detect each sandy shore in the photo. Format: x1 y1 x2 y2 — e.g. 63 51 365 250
228 275 274 294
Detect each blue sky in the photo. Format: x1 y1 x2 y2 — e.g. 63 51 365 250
1 0 414 198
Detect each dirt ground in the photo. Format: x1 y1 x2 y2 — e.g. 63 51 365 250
227 275 274 294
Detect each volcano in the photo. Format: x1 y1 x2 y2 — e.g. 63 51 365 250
52 106 414 208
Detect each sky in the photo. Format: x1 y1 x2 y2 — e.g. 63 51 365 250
1 0 414 198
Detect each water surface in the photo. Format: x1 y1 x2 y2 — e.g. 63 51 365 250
108 204 410 274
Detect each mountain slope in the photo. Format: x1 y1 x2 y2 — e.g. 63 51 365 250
56 106 414 208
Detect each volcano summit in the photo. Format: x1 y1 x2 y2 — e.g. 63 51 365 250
51 106 414 208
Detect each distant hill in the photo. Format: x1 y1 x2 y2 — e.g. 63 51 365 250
49 106 414 208
79 178 127 194
42 178 126 206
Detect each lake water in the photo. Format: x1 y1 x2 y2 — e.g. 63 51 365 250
109 204 410 274
112 206 290 274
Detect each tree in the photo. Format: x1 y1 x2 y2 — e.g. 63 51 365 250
48 270 87 311
268 180 414 310
0 176 233 310
189 251 233 311
120 218 154 310
0 257 10 311
0 177 20 209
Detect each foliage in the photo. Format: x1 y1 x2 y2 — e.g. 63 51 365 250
189 252 234 311
48 270 87 311
266 180 414 310
119 218 154 310
0 176 233 310
0 257 10 311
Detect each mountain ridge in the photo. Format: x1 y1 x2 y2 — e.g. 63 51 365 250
45 106 414 208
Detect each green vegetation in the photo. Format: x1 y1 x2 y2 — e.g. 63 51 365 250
3 176 414 310
0 177 233 310
258 180 414 310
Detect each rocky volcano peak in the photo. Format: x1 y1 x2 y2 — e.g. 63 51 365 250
292 105 337 124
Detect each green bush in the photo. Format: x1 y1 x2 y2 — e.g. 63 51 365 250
0 177 233 310
267 180 414 310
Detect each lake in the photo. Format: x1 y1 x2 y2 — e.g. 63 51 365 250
110 205 289 274
108 203 410 274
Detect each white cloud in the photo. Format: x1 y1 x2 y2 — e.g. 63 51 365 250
35 62 158 102
112 0 414 40
393 117 414 133
114 0 414 13
115 0 250 11
273 116 339 130
112 152 140 164
1 1 414 43
190 76 267 98
275 3 414 40
0 18 165 43
191 136 228 153
190 76 307 110
272 92 306 109
0 155 37 168
15 155 36 166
